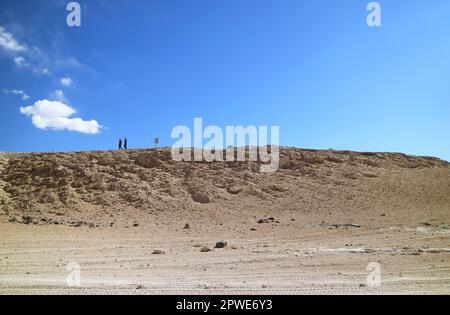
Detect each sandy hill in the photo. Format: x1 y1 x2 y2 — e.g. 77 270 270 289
0 148 449 229
1 148 450 294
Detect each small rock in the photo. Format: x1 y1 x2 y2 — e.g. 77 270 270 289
152 250 165 255
200 246 212 253
415 227 429 235
332 224 361 228
215 241 227 249
226 186 243 195
136 285 144 290
362 172 378 178
8 217 17 223
213 181 227 189
191 192 210 204
184 223 190 229
21 216 33 225
343 172 358 180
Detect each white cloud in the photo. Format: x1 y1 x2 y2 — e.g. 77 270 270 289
50 89 67 103
33 67 51 75
61 77 73 87
3 88 30 100
14 56 28 67
1 26 84 77
55 57 83 69
20 99 103 134
0 26 27 52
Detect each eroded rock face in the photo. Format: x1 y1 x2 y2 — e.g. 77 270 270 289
0 148 447 227
134 156 160 169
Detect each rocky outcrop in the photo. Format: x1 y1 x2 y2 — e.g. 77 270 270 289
0 148 447 227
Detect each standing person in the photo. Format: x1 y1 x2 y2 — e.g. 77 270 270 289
118 138 123 150
124 137 127 150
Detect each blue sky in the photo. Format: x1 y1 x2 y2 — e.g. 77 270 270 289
0 0 449 161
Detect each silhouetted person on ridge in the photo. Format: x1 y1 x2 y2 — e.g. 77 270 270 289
124 138 127 150
118 138 123 150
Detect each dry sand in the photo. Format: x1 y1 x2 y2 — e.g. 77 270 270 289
0 148 449 294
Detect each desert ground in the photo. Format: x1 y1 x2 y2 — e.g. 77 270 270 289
0 148 449 294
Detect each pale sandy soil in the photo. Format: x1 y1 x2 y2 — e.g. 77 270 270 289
0 223 449 294
0 148 449 294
